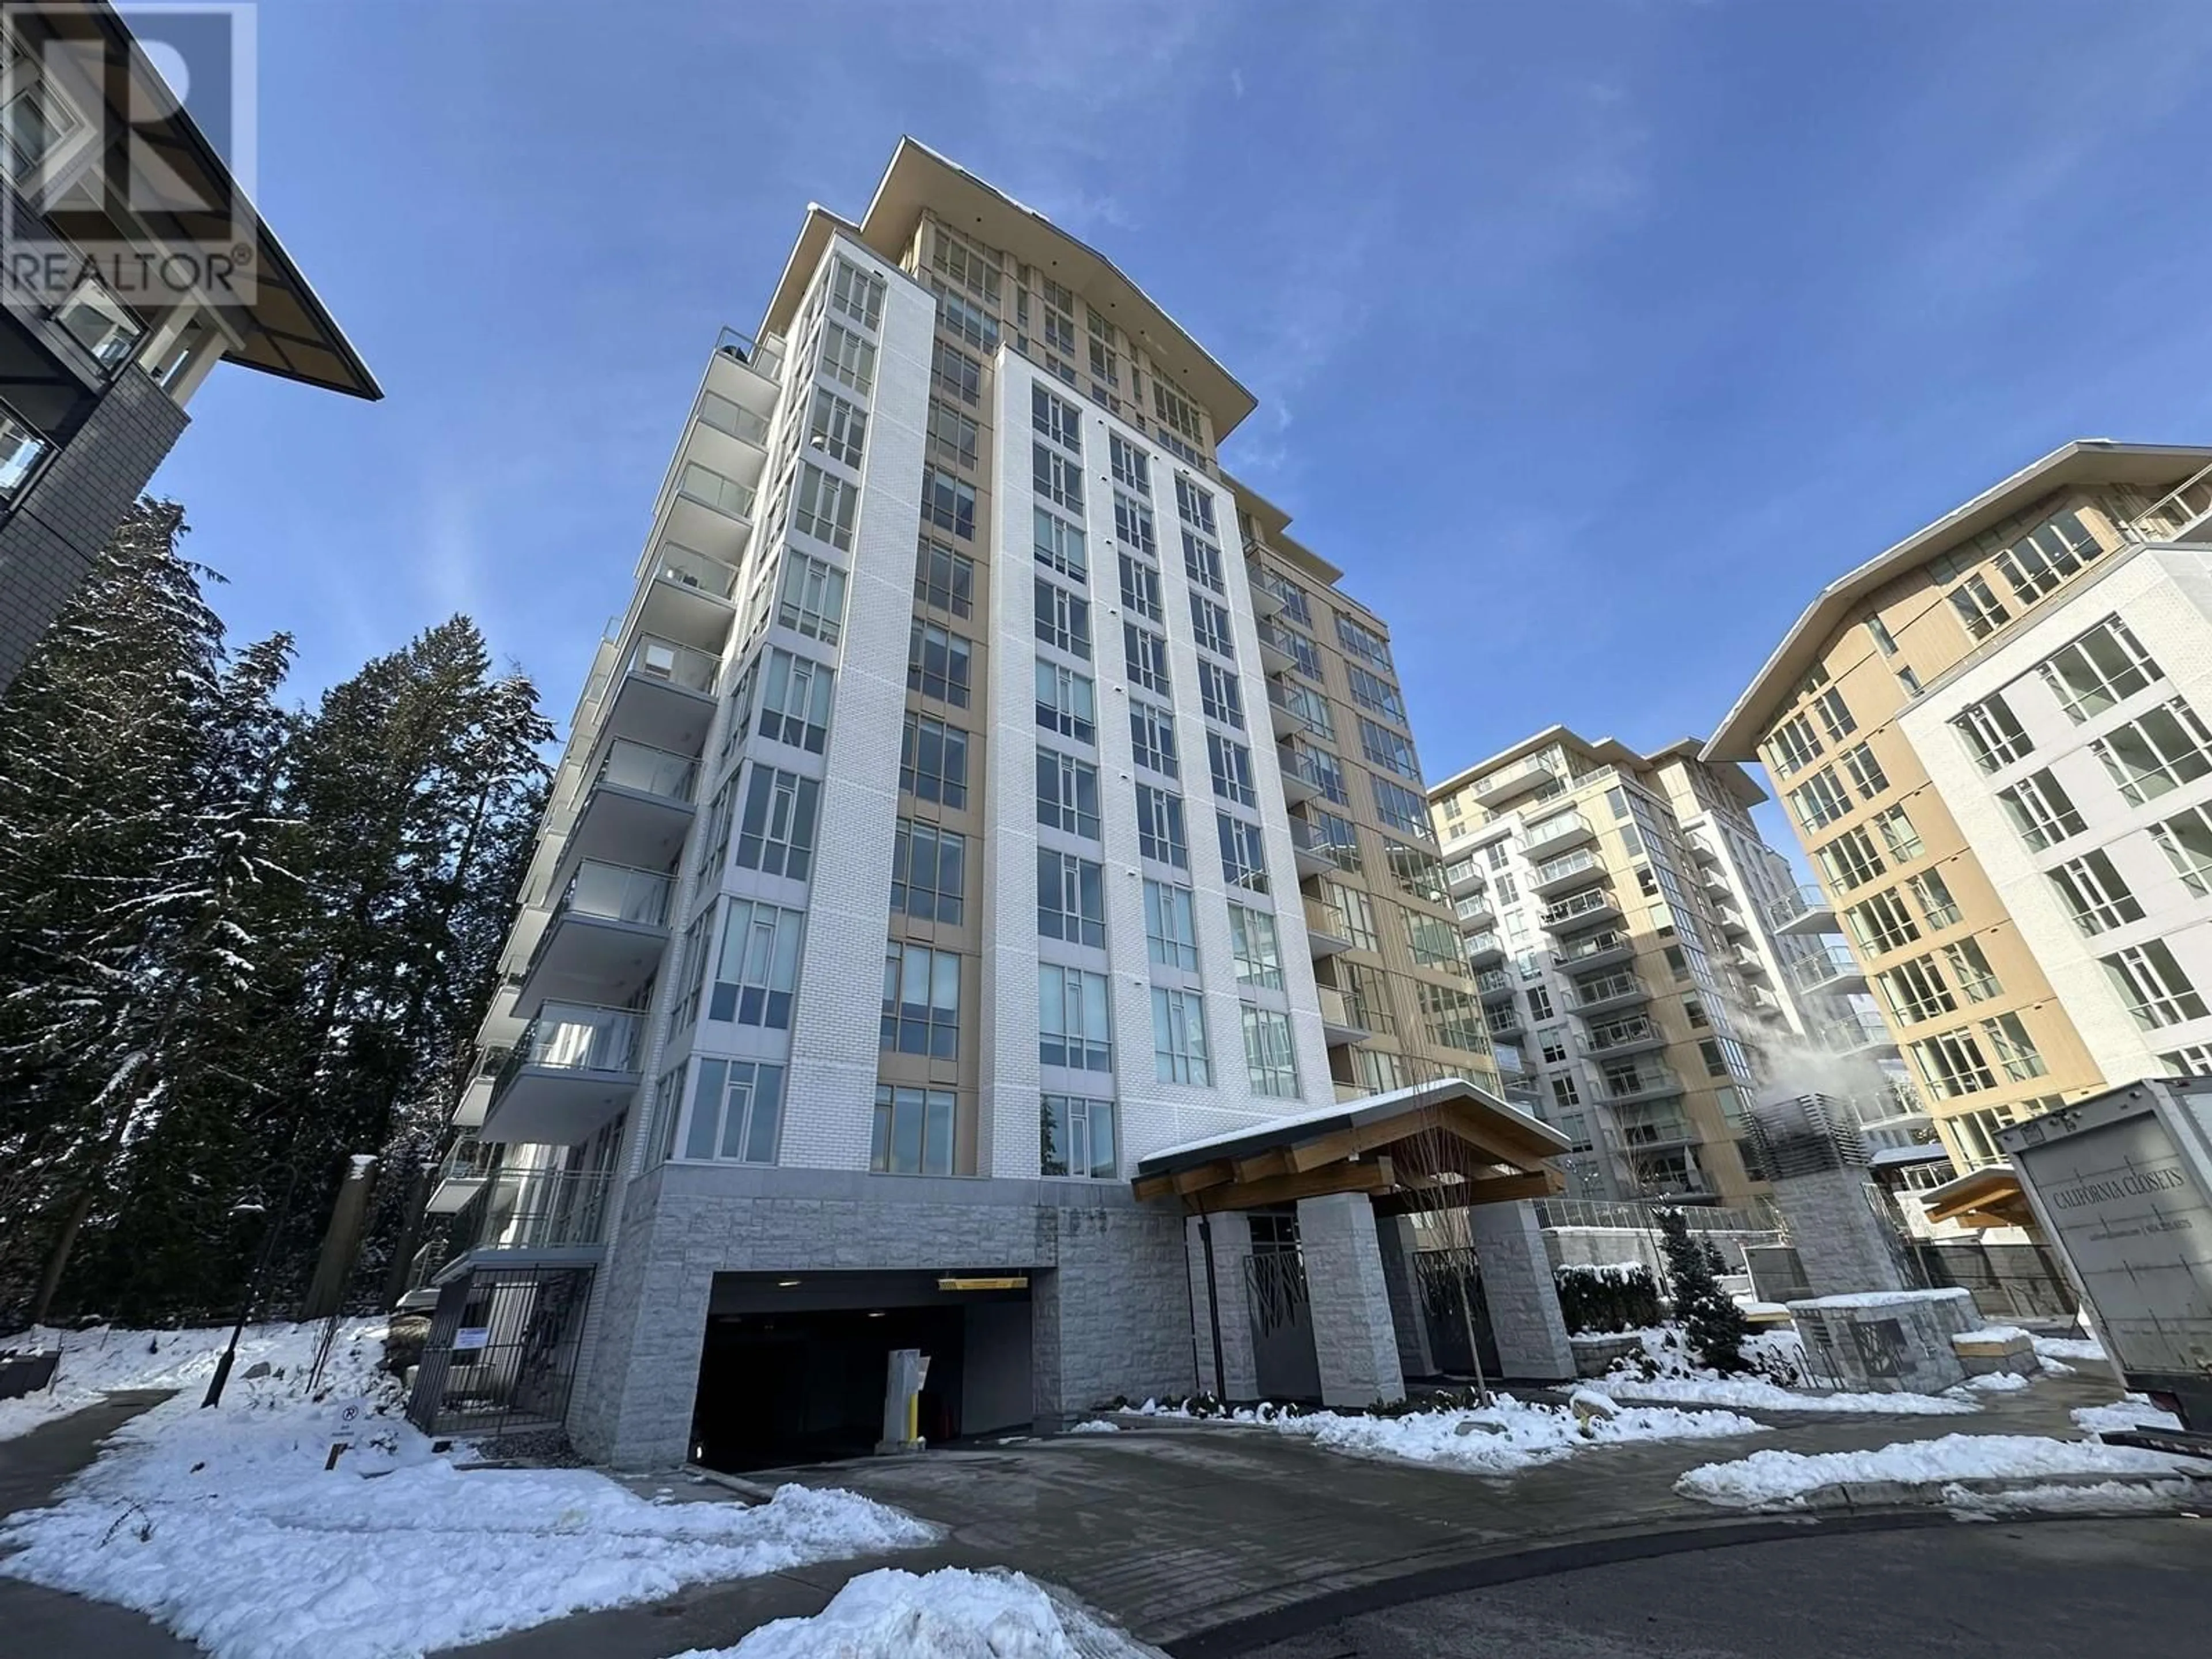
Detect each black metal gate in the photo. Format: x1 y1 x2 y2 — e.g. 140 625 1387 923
1242 1245 1321 1401
406 1265 594 1437
1413 1245 1501 1380
1910 1240 2079 1321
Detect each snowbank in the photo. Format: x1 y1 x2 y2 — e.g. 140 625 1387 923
1066 1420 1121 1435
1943 1479 2204 1518
1956 1325 2032 1344
676 1567 1164 1658
1785 1288 1972 1310
0 1320 344 1441
1960 1371 2031 1393
2032 1334 2107 1363
2071 1395 2186 1435
1676 1433 2194 1509
0 1321 932 1657
1596 1374 1979 1415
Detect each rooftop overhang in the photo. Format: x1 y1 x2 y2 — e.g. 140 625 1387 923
1641 737 1767 809
1131 1077 1570 1216
17 1 378 399
1921 1164 2036 1231
1224 471 1344 584
1427 725 1644 803
1702 440 2212 762
760 138 1255 440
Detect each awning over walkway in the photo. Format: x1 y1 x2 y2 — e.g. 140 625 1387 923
1131 1077 1570 1215
1921 1164 2036 1230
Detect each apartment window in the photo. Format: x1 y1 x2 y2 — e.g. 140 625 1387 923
1358 718 1419 782
734 766 820 881
1815 825 1886 892
1040 1093 1117 1179
2152 803 2212 895
891 819 965 924
829 257 884 328
1033 442 1085 513
808 387 868 468
1866 615 1899 656
1190 593 1235 659
700 772 737 876
1035 577 1092 660
1150 988 1212 1085
1421 982 1488 1054
1948 573 2011 640
931 338 982 405
925 399 978 471
1334 613 1392 669
819 321 876 393
907 620 973 707
872 1085 955 1176
882 944 961 1057
1035 661 1096 744
1944 937 2003 1002
2103 940 2209 1030
1228 902 1283 988
711 900 804 1028
1527 985 1555 1021
1123 623 1172 694
1551 1076 1582 1111
914 537 974 619
900 713 969 809
1898 665 1924 698
1027 509 1088 585
1406 910 1461 969
1114 490 1157 556
1881 955 1956 1024
1331 883 1381 950
1347 666 1407 725
759 649 833 753
1154 380 1203 443
1997 768 2085 851
1136 783 1189 869
1372 776 1431 838
686 1060 785 1165
1840 740 1889 798
1790 768 1851 832
1872 804 1923 863
1241 1005 1299 1097
1981 1012 2048 1082
2049 850 2145 935
1032 383 1082 452
1183 531 1225 596
1040 964 1113 1070
1487 842 1513 870
1199 660 1244 729
1914 1027 1997 1099
1146 880 1200 971
791 464 856 551
1952 694 2032 774
2093 700 2212 804
1533 1024 1567 1062
1219 813 1270 893
1118 551 1162 623
2039 616 2159 721
1038 849 1106 947
1110 433 1150 493
932 225 1001 301
1277 625 1325 681
1313 809 1362 873
1908 868 1964 929
1207 732 1257 808
1175 473 1218 534
1129 701 1179 777
921 465 976 540
1764 713 1823 777
772 552 846 647
2164 1045 2212 1078
1810 686 1857 743
1847 888 1920 954
1994 510 2101 603
1037 747 1101 839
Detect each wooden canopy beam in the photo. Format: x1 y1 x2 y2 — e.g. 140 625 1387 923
1187 1160 1395 1213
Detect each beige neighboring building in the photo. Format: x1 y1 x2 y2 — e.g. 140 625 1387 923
1427 730 1922 1212
1706 440 2212 1173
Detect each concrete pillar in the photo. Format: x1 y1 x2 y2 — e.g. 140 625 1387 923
1184 1211 1258 1399
1296 1193 1406 1407
1468 1200 1575 1382
1376 1214 1437 1380
1771 1169 1908 1298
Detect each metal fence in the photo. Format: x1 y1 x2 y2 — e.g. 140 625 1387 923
406 1265 595 1438
449 1167 611 1260
1908 1240 2078 1322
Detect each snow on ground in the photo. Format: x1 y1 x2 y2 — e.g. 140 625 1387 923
1956 1325 2032 1344
1960 1370 2032 1393
0 1320 345 1441
2033 1334 2107 1363
2071 1395 2186 1435
0 1321 931 1658
1942 1479 2206 1518
1675 1433 2196 1509
1597 1326 1978 1416
1066 1420 1121 1434
676 1567 1165 1658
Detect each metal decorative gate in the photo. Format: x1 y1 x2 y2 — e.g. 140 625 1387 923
1413 1245 1501 1380
1242 1244 1321 1401
406 1265 594 1437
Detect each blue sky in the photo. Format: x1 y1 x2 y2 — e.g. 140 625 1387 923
153 0 2212 830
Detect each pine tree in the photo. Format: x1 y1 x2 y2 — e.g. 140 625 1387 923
1656 1207 1753 1375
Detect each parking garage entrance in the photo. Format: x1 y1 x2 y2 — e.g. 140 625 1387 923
690 1268 1033 1472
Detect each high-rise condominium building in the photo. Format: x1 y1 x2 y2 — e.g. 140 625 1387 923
1707 440 2212 1173
410 141 1532 1469
1429 730 1930 1210
0 3 378 688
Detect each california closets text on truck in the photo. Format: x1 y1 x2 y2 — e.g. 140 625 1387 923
2000 1076 2212 1431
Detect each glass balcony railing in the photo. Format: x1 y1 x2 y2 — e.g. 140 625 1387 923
596 738 698 802
652 542 740 600
1555 929 1632 965
1524 812 1592 853
0 404 54 498
1533 847 1604 887
1788 942 1862 990
553 861 673 930
1766 882 1832 928
626 634 719 695
501 1002 644 1084
697 389 771 447
1575 972 1645 1007
1304 896 1352 941
1475 967 1514 995
1465 931 1505 958
449 1166 612 1257
1541 887 1619 929
438 1134 499 1184
1584 1017 1661 1052
676 462 756 522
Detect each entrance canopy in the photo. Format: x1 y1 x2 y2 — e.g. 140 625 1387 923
1131 1078 1569 1215
1921 1164 2036 1231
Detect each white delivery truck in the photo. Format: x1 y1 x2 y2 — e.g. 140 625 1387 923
1999 1076 2212 1436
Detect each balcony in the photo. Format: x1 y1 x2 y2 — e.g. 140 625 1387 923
1287 813 1342 879
1255 619 1300 676
1697 862 1731 894
1455 895 1497 932
1249 570 1288 622
1596 1066 1685 1107
1266 680 1328 741
1687 838 1722 868
1487 1014 1525 1044
1317 984 1372 1047
706 326 786 411
1540 887 1623 933
1277 743 1330 807
1768 881 1839 937
1445 859 1486 898
1555 930 1636 973
1733 945 1772 979
1582 1016 1667 1059
638 541 740 654
1572 972 1650 1017
1608 1111 1699 1154
563 739 698 876
1712 902 1752 939
661 458 758 564
1529 848 1608 897
1471 760 1561 809
426 1134 499 1214
1303 897 1355 956
600 634 720 756
1524 811 1596 857
515 861 673 1018
1475 966 1517 1001
479 1002 645 1147
1465 931 1506 968
443 1166 613 1274
1788 941 1866 995
1816 1010 1897 1056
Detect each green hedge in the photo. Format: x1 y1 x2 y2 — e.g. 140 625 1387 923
1554 1262 1660 1333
